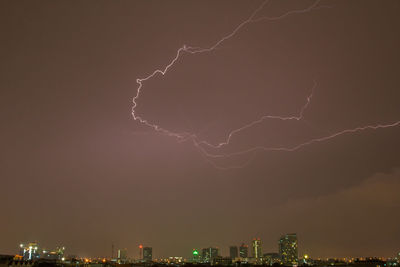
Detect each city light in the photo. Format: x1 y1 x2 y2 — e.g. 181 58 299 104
7 237 400 266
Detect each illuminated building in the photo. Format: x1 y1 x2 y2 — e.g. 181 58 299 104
41 246 65 260
353 258 386 267
239 243 248 258
201 247 219 263
252 238 262 259
386 258 398 267
143 247 152 262
139 244 143 260
230 246 238 259
263 253 281 265
19 242 40 261
118 248 128 263
192 249 201 263
167 257 183 264
300 254 312 265
279 233 298 266
213 256 233 265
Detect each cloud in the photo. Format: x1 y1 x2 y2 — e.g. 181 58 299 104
275 169 400 258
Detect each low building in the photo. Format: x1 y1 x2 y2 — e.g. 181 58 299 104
213 256 233 266
263 253 281 266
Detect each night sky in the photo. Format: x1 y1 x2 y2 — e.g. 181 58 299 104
1 0 400 259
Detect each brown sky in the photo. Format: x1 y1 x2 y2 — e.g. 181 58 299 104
1 0 399 259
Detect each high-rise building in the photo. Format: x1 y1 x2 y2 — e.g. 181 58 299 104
230 246 238 259
139 245 143 260
192 249 201 263
201 247 219 263
239 243 248 258
19 242 40 261
118 248 128 263
252 238 262 259
279 233 298 266
143 247 152 262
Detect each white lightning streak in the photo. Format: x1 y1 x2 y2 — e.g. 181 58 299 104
132 0 400 169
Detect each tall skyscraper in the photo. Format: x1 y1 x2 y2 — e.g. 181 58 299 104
279 233 298 266
143 247 152 262
252 238 262 259
229 246 238 259
239 243 248 258
201 247 219 263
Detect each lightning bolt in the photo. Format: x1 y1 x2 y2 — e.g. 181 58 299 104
132 0 400 169
132 0 322 141
197 121 400 158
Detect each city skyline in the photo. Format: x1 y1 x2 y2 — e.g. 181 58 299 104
1 0 399 260
10 234 398 260
3 239 400 267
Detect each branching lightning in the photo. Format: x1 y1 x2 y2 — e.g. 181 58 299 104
132 0 400 169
